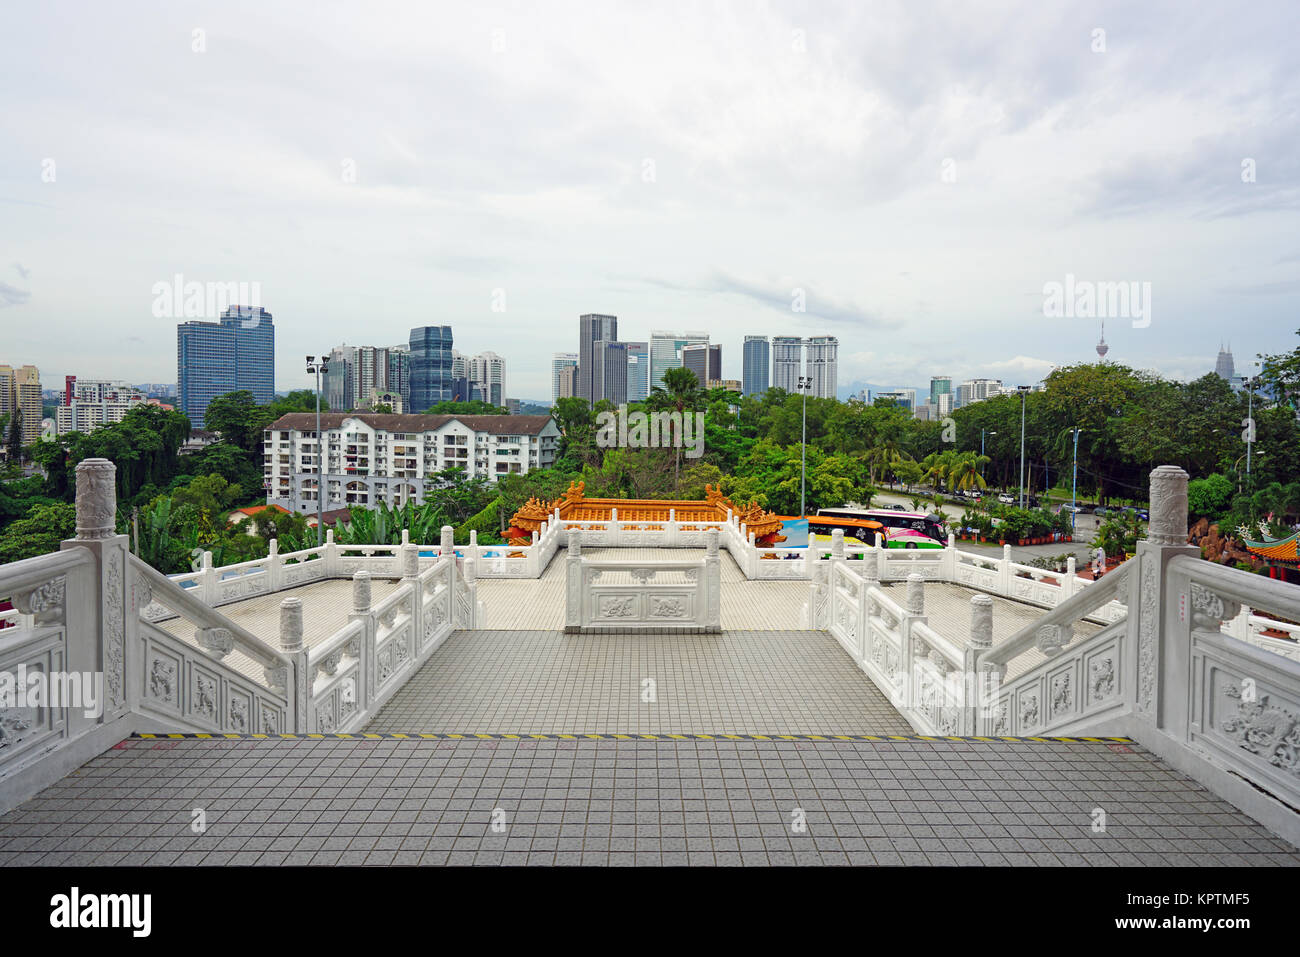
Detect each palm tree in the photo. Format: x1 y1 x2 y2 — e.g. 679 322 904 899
646 367 704 484
948 452 991 493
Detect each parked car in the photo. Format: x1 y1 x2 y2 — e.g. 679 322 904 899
1119 506 1150 522
997 493 1015 505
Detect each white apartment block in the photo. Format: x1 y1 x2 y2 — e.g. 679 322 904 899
55 379 148 435
263 412 560 513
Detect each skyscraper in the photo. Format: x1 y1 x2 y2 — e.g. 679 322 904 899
625 342 649 402
177 306 275 429
929 376 952 408
681 343 709 386
578 314 618 402
409 325 454 412
772 336 804 393
1214 343 1236 381
0 364 42 449
591 341 629 405
551 353 578 403
742 336 770 396
468 352 506 407
708 344 722 383
649 331 709 393
806 336 838 399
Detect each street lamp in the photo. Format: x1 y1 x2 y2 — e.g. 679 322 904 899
1245 374 1262 496
306 355 330 544
1068 427 1083 537
1017 385 1032 509
798 375 813 516
981 429 996 457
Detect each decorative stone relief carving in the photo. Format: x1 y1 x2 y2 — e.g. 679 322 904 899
196 627 234 659
1190 583 1242 633
319 650 343 677
104 551 125 710
13 577 66 624
1036 623 1072 657
149 658 177 705
1018 690 1039 730
229 696 249 733
649 596 685 618
1088 657 1115 703
1051 673 1073 717
599 596 636 618
264 664 288 694
193 673 217 722
260 705 280 735
1137 558 1158 714
0 709 35 750
1221 684 1300 777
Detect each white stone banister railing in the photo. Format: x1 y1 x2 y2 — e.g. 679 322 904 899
977 559 1134 676
564 527 721 632
129 554 289 675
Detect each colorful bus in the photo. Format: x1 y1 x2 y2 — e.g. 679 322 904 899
815 507 946 548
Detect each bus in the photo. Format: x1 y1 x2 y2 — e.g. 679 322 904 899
816 507 946 548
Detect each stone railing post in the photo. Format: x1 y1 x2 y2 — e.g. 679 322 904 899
964 594 995 735
267 537 282 592
667 508 678 547
467 529 480 563
942 532 957 579
998 543 1013 595
875 532 887 580
201 550 217 605
324 528 339 577
439 524 457 598
64 457 130 721
565 528 583 632
1140 465 1198 733
280 596 310 732
1063 555 1077 599
704 528 721 631
349 570 375 714
462 557 479 629
899 573 927 712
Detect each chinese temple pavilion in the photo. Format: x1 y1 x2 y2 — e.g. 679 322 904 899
1244 531 1300 584
505 481 786 546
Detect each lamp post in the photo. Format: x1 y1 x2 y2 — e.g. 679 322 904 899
1068 427 1082 537
306 355 330 544
981 428 996 457
798 374 812 516
1245 374 1261 495
1017 385 1032 509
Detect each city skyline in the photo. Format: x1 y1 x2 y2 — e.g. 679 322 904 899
3 3 1296 398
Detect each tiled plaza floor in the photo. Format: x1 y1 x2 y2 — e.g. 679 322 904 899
2 736 1296 867
365 630 916 735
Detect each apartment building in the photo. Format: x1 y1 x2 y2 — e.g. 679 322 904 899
0 364 42 449
56 378 148 434
263 412 560 514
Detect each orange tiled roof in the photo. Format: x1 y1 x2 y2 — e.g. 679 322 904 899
1245 531 1300 563
506 481 784 544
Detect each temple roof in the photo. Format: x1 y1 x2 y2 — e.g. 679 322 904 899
506 481 785 543
1244 530 1300 563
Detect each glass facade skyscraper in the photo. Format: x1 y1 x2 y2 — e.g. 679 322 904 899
625 342 648 401
409 326 454 412
649 330 708 393
742 336 770 396
177 306 275 429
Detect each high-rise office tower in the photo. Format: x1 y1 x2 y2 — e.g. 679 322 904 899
625 342 649 402
177 306 275 429
468 352 506 407
323 345 357 411
0 364 42 449
556 364 579 399
649 331 709 393
708 344 722 383
409 325 454 412
805 336 838 399
387 347 411 412
681 343 710 387
578 314 618 402
551 353 578 403
591 341 629 405
742 336 770 396
772 336 804 393
929 376 952 408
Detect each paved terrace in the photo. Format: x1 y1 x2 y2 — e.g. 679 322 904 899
2 736 1297 867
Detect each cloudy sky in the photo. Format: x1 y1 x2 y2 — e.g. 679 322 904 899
3 0 1297 400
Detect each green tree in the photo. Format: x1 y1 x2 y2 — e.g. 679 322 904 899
0 502 76 563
